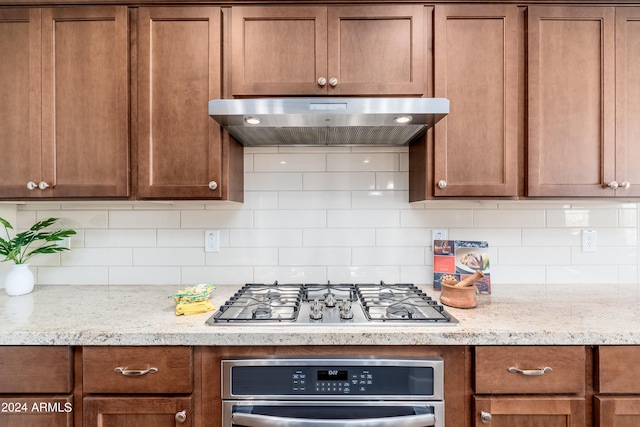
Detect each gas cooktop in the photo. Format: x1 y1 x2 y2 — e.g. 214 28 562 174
206 282 458 325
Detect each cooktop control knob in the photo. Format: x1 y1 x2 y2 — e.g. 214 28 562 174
339 301 354 319
310 298 324 320
324 292 337 307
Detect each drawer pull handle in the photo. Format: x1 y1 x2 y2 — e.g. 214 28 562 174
480 411 492 423
508 366 552 376
114 367 158 376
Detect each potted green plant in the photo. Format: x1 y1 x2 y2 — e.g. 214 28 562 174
0 217 76 296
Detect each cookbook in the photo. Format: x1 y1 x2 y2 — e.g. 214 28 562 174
433 240 491 294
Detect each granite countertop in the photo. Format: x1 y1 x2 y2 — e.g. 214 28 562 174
1 283 639 346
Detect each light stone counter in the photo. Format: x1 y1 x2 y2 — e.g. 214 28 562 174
1 283 639 346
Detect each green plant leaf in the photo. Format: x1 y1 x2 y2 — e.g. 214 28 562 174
0 217 76 264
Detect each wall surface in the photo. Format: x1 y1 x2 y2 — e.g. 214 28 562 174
7 147 639 288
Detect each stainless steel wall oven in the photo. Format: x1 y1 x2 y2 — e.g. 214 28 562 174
222 358 445 427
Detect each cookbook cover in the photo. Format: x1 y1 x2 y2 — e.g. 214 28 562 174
433 240 491 294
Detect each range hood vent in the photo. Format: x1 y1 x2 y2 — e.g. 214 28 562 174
208 97 449 147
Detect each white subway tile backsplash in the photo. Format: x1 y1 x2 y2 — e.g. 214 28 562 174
255 210 326 229
14 148 640 288
303 172 375 191
85 229 156 247
279 247 351 266
109 210 180 229
352 247 424 266
279 191 351 209
546 208 619 228
109 266 181 285
206 248 278 266
245 172 303 191
61 248 133 266
328 210 400 228
133 248 205 266
254 153 326 172
303 228 375 247
327 153 399 171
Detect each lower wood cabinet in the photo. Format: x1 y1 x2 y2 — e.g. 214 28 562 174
83 396 192 427
474 396 585 427
0 346 74 427
474 346 587 427
595 346 640 426
82 346 195 427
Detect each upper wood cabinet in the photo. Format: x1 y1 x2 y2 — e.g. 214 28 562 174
527 6 640 197
430 4 519 198
136 7 243 201
230 5 424 96
0 7 129 199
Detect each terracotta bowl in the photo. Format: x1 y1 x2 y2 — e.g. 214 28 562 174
440 282 477 309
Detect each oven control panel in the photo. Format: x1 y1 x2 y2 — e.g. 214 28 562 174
224 359 444 399
293 368 374 394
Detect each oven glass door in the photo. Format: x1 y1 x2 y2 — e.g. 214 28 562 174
224 401 443 427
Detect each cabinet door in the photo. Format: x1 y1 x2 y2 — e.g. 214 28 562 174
615 8 640 197
41 6 129 198
231 6 327 96
474 396 585 427
596 396 640 427
84 396 192 427
528 7 615 197
137 7 228 199
0 396 73 427
327 5 424 96
432 4 518 197
0 9 41 199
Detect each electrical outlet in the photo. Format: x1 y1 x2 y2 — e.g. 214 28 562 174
582 229 597 252
205 230 220 253
432 229 447 243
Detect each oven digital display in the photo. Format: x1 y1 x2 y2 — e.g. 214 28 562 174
317 369 348 381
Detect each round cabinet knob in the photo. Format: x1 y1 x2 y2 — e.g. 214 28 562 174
38 181 50 190
27 181 37 190
437 180 447 189
329 77 338 87
608 181 620 189
175 411 187 424
208 181 218 191
620 181 631 190
480 411 492 424
317 77 327 86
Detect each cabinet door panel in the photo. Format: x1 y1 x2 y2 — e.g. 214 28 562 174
433 4 518 197
84 396 192 427
327 5 423 96
137 7 224 199
615 8 640 197
596 396 640 427
528 7 615 197
474 396 585 427
41 6 129 198
0 9 41 199
231 6 327 96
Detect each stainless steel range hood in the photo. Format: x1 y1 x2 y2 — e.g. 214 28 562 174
208 97 449 147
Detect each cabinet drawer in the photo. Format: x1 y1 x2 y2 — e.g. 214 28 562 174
83 346 192 394
0 346 72 393
597 346 640 393
475 346 585 394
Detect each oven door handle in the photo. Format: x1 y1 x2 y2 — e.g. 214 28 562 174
232 411 436 427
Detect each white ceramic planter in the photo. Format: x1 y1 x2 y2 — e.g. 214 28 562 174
5 264 35 296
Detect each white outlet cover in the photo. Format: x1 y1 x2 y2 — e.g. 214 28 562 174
582 229 597 252
205 230 220 253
